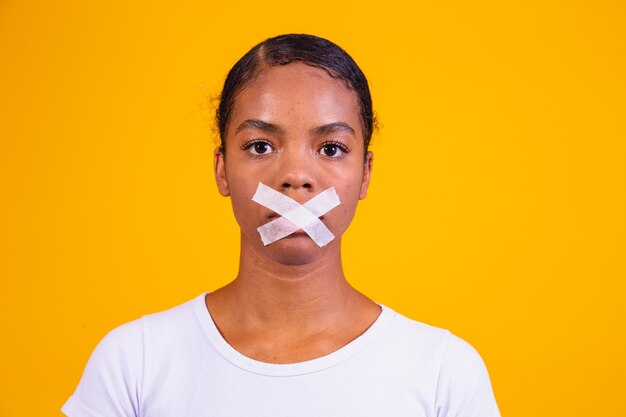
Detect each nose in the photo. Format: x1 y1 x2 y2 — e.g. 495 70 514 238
277 146 315 192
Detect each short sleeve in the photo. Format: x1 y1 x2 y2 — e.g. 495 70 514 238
61 318 144 417
435 333 501 417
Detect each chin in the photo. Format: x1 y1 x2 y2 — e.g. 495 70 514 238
264 236 328 266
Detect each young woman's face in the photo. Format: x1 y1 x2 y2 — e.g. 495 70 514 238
214 62 373 265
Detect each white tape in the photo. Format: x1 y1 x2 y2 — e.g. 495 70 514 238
251 182 341 247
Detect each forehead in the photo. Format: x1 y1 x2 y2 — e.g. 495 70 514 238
229 62 362 134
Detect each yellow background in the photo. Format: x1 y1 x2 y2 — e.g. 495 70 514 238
1 0 624 416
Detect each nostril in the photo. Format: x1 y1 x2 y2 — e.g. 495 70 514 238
282 182 291 188
303 183 312 189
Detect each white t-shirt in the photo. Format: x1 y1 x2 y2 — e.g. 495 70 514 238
62 292 500 417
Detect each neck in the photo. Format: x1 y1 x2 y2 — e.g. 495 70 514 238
213 235 361 332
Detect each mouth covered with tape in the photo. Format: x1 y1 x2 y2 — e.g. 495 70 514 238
251 182 341 247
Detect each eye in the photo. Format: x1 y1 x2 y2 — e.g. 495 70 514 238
319 141 349 158
242 140 274 156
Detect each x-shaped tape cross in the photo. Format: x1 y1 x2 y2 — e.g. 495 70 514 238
252 182 341 247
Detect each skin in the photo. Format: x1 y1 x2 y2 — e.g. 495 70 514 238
208 62 381 364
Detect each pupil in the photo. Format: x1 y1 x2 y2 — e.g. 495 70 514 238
254 143 268 154
324 144 337 156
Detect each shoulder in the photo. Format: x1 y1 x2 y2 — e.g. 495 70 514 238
140 295 198 335
90 294 198 359
62 294 202 417
379 307 500 417
434 332 501 416
381 307 452 361
61 316 145 416
381 307 491 371
439 332 490 376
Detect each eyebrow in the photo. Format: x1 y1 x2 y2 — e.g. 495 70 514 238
309 122 356 137
234 119 355 137
235 119 285 135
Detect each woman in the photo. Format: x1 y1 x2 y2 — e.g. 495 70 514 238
62 34 500 417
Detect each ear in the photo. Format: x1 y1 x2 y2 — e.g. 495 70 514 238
359 151 373 200
214 146 230 197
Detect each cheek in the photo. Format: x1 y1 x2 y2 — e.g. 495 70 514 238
225 176 259 228
230 190 251 215
329 182 362 230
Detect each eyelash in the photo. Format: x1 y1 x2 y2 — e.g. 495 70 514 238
319 140 350 156
239 139 351 158
240 139 275 158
